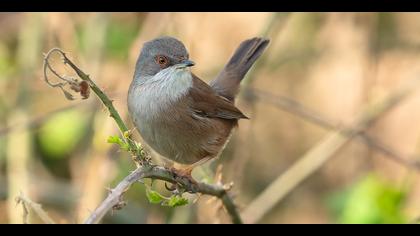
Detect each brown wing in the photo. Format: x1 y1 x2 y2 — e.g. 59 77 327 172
188 74 248 120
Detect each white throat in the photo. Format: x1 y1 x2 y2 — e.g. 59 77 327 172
140 66 193 100
128 66 193 121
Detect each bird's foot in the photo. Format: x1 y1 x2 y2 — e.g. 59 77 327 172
170 166 197 184
164 166 197 192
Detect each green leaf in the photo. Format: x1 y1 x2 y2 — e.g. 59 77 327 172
146 189 165 204
107 135 123 144
165 195 189 207
107 135 130 151
105 21 140 60
121 143 130 152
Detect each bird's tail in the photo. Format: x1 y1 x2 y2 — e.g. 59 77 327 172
210 37 270 101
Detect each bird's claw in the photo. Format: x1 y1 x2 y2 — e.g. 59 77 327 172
164 182 177 192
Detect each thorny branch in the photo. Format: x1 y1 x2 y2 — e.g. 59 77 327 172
43 48 243 224
84 166 239 224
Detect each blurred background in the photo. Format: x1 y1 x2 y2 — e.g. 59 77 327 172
1 12 420 224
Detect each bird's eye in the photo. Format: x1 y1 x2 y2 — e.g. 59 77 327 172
155 55 169 67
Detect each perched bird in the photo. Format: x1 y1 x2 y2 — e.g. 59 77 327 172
128 36 269 177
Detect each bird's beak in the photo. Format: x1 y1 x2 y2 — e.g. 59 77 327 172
179 59 195 68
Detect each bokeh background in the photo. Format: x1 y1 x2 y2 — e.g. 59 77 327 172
1 12 420 224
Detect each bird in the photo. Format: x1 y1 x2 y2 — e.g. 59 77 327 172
128 36 269 178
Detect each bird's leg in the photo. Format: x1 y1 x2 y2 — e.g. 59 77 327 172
170 157 213 183
169 165 196 185
165 157 213 192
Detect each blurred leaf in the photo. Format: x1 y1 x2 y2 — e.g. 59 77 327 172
0 137 5 163
327 174 407 224
0 43 14 78
107 135 122 144
375 13 399 52
38 109 88 159
164 195 189 208
104 21 140 59
146 189 165 204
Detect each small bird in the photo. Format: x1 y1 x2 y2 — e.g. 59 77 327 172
128 36 269 177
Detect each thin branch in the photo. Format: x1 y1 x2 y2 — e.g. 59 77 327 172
15 192 56 224
245 87 420 171
43 48 242 224
83 168 143 224
43 48 74 87
19 196 29 224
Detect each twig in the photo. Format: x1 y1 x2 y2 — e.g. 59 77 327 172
245 87 420 171
20 196 29 224
242 75 420 223
43 48 242 224
15 192 56 224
